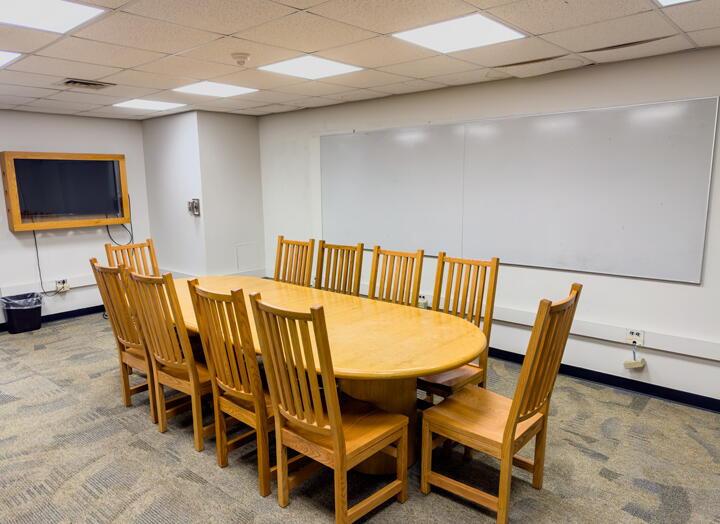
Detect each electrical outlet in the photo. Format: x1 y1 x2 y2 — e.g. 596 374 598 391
625 329 644 346
55 279 70 293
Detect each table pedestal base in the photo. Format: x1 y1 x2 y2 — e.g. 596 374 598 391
339 377 417 475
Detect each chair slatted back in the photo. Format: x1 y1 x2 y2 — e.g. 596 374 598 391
368 246 424 307
508 284 582 431
90 258 142 348
274 235 315 287
125 271 195 371
250 293 344 450
188 282 263 404
432 253 499 341
105 238 160 276
314 241 363 296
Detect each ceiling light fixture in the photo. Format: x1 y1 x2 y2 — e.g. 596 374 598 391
0 51 22 68
173 81 257 97
656 0 695 5
0 0 104 34
259 56 362 80
113 99 186 111
393 14 524 53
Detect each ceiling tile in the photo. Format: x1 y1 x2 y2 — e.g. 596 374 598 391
580 35 693 63
74 12 219 53
373 78 445 94
123 0 295 35
232 107 269 115
323 69 410 88
253 103 301 113
0 95 37 105
234 12 376 53
326 88 387 101
309 0 476 34
134 56 241 79
70 83 160 98
14 105 81 115
488 0 654 35
275 81 349 96
450 37 566 67
542 11 677 53
180 37 302 68
100 70 195 89
315 36 437 68
48 90 125 105
463 0 517 7
38 37 166 69
235 90 306 103
496 55 591 77
429 68 510 85
0 85 60 98
213 69 307 89
81 0 131 7
24 99 103 111
272 0 328 7
663 0 720 32
378 56 477 78
0 70 67 89
81 106 156 116
8 56 121 80
197 96 267 109
689 27 720 47
289 96 342 108
0 24 60 53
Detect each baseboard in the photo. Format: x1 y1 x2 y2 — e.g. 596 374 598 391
488 347 719 413
0 305 105 333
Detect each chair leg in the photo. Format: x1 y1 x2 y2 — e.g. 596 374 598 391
420 418 432 495
147 374 158 424
156 382 167 433
532 419 548 489
396 426 408 502
191 390 204 452
277 439 289 508
463 446 473 461
120 363 132 407
334 468 348 524
497 451 513 524
256 422 271 497
214 398 228 467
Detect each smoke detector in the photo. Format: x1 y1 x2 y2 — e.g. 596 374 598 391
231 52 250 66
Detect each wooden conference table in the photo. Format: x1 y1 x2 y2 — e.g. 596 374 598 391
174 275 487 474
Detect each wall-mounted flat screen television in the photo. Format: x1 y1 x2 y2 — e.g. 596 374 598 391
1 152 130 232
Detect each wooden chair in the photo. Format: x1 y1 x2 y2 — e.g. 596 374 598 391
314 241 364 296
125 270 213 451
105 238 160 276
187 280 274 496
250 293 409 524
420 284 582 524
90 258 157 423
367 246 424 307
418 254 499 399
274 235 315 287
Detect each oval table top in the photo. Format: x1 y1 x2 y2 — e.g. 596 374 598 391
174 276 486 381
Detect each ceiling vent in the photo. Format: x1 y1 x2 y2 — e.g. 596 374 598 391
60 78 116 90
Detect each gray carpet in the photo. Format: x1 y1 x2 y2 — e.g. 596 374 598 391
0 313 718 523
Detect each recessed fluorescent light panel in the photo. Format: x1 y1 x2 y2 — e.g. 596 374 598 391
393 14 524 53
656 0 694 5
0 51 22 68
114 99 185 111
0 0 104 34
173 81 257 97
259 56 361 80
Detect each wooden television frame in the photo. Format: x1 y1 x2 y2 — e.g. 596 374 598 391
1 151 130 232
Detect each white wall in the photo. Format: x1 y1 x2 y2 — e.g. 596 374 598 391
0 110 150 322
257 47 720 398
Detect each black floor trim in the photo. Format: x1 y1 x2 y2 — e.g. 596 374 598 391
489 347 719 412
0 305 105 333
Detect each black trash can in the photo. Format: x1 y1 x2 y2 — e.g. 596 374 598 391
1 293 43 334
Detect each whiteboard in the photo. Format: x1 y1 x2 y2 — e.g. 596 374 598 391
320 98 717 283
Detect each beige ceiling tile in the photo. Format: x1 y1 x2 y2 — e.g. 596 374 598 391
315 36 437 68
0 70 67 89
181 37 302 68
326 88 387 101
463 0 517 7
272 0 328 7
81 105 156 116
123 0 295 35
48 90 125 105
74 12 219 53
289 96 343 108
213 69 307 89
232 107 270 115
25 99 103 111
198 96 267 109
310 0 475 34
378 56 477 78
450 37 566 67
580 35 693 63
38 37 165 69
100 70 195 89
496 55 590 77
235 12 376 52
14 105 81 115
0 95 37 105
663 0 720 32
134 56 241 79
543 11 677 53
373 79 445 94
324 69 410 88
70 83 160 98
7 56 121 80
81 0 131 7
429 68 511 85
275 81 349 96
0 85 60 98
689 27 720 47
253 103 302 113
0 25 60 53
488 0 654 35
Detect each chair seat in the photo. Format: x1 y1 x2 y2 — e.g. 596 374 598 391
159 362 212 384
418 363 485 396
424 386 543 453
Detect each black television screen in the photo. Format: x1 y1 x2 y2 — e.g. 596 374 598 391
14 158 123 218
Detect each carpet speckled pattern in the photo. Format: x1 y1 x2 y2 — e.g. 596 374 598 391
0 313 718 523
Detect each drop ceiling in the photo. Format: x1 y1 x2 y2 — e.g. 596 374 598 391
0 0 717 120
